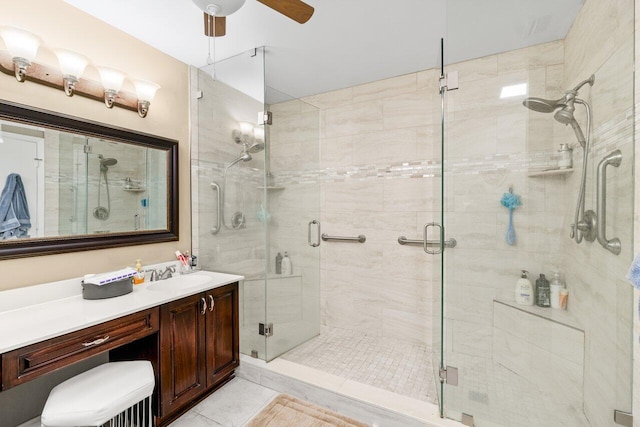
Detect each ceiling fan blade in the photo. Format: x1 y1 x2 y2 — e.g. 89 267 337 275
203 13 226 37
257 0 314 24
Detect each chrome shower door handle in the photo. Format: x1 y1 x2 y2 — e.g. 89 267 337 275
424 222 444 255
308 220 321 247
596 150 622 255
210 182 221 235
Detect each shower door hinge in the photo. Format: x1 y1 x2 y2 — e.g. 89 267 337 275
614 410 632 427
259 322 273 337
439 365 458 386
259 111 273 125
83 144 93 154
440 70 459 91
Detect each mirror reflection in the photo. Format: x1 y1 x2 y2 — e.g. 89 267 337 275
0 120 168 241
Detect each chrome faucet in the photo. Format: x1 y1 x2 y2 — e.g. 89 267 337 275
158 265 176 280
145 269 158 282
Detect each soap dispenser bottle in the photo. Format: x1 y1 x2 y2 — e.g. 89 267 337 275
275 252 283 274
133 259 145 285
550 271 565 309
535 273 551 307
515 270 534 306
281 252 292 276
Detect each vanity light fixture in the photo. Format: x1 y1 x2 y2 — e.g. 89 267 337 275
54 49 89 97
132 79 161 118
0 26 41 82
97 67 126 108
0 27 160 117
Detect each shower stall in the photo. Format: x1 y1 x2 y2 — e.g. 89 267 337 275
191 1 635 425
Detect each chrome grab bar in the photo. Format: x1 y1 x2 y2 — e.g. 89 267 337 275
321 233 366 243
308 220 321 247
397 236 457 249
596 150 622 255
210 182 221 235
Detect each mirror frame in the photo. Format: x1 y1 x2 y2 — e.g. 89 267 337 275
0 99 179 260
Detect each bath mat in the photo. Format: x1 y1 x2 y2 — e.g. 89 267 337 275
246 394 369 427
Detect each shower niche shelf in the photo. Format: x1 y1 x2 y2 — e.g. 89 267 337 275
123 187 147 192
257 186 285 191
527 168 574 178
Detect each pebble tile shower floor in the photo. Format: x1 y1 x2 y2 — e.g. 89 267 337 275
280 326 438 403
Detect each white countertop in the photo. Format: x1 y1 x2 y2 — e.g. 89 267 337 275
0 269 244 354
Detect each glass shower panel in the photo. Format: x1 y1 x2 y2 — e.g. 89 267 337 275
192 48 268 360
262 86 321 362
443 1 634 426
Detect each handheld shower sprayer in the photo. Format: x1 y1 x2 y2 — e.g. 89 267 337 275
522 74 595 244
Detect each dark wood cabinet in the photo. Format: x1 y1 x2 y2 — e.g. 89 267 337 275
159 293 207 415
159 282 239 419
205 284 239 388
2 308 158 389
0 280 239 427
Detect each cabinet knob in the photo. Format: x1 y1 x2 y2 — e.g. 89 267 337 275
208 295 214 312
200 297 207 315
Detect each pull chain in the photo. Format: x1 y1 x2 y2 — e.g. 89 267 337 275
206 7 217 80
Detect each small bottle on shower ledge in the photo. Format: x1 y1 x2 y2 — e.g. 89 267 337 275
558 144 573 169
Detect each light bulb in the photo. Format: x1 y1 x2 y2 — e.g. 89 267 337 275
133 79 161 118
97 67 125 108
0 26 42 82
54 49 89 96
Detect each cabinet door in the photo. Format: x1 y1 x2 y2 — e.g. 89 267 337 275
160 293 207 416
205 283 239 388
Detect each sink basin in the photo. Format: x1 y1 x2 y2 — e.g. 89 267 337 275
146 274 212 292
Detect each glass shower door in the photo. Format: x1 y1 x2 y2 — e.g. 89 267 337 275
442 1 634 426
263 86 321 361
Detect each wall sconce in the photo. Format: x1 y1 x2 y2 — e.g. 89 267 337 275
97 67 125 108
253 126 265 142
0 26 160 117
54 49 89 96
233 121 255 144
0 26 41 82
133 79 161 118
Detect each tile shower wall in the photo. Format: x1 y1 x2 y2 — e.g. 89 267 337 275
191 67 265 276
268 2 635 423
560 0 634 425
268 72 441 348
190 67 267 357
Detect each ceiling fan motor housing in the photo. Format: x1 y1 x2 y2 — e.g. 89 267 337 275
193 0 246 16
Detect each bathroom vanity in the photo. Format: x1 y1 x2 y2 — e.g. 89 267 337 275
0 270 241 426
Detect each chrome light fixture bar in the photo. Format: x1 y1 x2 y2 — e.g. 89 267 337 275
0 26 160 117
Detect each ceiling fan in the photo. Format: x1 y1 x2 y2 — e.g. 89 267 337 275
192 0 314 37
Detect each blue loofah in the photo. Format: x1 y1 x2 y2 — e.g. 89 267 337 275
500 189 522 246
626 253 640 289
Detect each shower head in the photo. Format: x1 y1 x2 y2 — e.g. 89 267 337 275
100 158 118 167
98 154 118 171
247 141 265 154
522 96 566 113
523 75 595 148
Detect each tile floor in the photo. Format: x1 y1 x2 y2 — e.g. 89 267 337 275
169 378 279 427
280 326 438 403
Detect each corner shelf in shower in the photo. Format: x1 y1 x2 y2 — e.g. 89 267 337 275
256 186 285 191
123 187 147 192
527 168 574 178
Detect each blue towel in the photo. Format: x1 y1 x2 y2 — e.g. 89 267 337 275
0 173 31 239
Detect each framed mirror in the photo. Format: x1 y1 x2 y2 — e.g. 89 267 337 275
0 100 178 259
